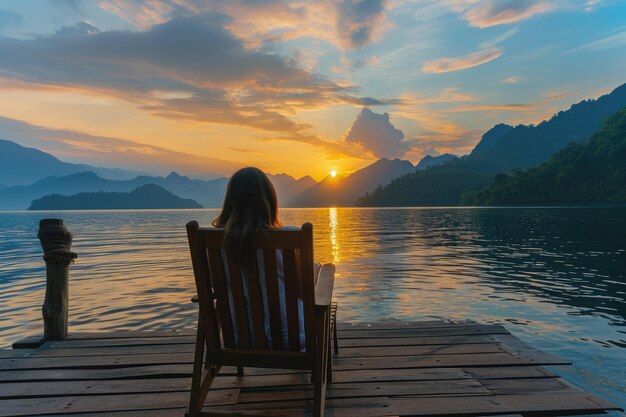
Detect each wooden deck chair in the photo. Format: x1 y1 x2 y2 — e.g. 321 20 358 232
185 221 335 417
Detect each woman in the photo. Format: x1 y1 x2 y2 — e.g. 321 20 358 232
213 167 317 350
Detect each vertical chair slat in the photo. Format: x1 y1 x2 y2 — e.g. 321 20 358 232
300 224 316 355
227 257 251 349
245 251 267 349
186 223 219 354
207 248 236 348
263 248 284 350
283 249 301 351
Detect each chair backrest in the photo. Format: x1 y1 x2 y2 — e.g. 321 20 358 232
186 221 316 364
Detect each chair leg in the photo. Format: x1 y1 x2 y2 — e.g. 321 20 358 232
237 366 244 376
326 317 333 384
332 303 339 355
314 308 330 417
187 322 207 417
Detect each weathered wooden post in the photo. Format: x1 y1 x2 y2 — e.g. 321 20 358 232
38 219 77 340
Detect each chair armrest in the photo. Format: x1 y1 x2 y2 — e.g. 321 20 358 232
191 295 199 303
315 263 335 307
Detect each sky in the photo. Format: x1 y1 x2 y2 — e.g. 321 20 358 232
0 0 624 180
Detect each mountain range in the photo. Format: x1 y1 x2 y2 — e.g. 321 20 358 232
0 139 143 186
288 158 415 207
462 107 626 205
358 83 626 206
0 138 454 210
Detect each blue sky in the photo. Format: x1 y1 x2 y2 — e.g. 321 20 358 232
0 0 624 179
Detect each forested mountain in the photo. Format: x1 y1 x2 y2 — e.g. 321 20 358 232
415 154 457 170
0 139 141 186
289 158 414 207
358 83 626 206
462 108 626 205
28 184 203 210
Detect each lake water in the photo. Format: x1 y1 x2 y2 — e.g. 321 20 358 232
0 208 624 413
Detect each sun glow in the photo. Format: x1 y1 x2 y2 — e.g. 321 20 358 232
330 170 337 177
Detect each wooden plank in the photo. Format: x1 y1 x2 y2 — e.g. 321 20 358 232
0 389 239 417
43 336 196 349
36 410 185 417
238 380 490 403
337 325 509 339
337 320 477 330
0 378 191 399
331 352 569 371
210 392 621 417
337 343 506 357
57 331 187 340
338 334 497 347
21 343 196 358
0 352 196 370
481 377 580 395
17 341 506 360
464 366 556 380
0 349 37 358
0 364 193 382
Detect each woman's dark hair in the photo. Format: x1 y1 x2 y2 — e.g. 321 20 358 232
213 167 281 266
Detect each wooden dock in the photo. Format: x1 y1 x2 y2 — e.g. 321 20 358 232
0 320 620 417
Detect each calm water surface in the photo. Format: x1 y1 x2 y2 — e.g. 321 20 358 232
0 208 624 412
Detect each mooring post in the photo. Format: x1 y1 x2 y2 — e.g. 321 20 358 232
38 219 77 340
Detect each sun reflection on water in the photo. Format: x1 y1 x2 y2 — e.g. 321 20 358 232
328 207 340 264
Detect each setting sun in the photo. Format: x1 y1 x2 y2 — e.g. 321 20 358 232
330 170 337 178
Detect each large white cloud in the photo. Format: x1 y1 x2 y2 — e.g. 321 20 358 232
344 108 408 158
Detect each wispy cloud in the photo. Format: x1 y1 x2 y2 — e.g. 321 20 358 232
566 26 626 53
449 104 540 112
422 47 502 73
463 0 554 28
503 76 524 84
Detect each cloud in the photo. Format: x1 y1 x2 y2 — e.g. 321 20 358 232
449 103 540 112
0 14 390 133
335 0 390 49
503 76 524 84
566 27 626 53
0 115 241 177
95 0 392 50
56 21 101 36
413 0 557 28
463 0 553 28
422 47 501 73
344 108 408 158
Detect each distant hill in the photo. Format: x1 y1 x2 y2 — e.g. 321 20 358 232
0 139 143 186
358 83 626 206
462 107 626 205
289 158 414 207
415 154 457 170
0 169 315 210
28 184 202 210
